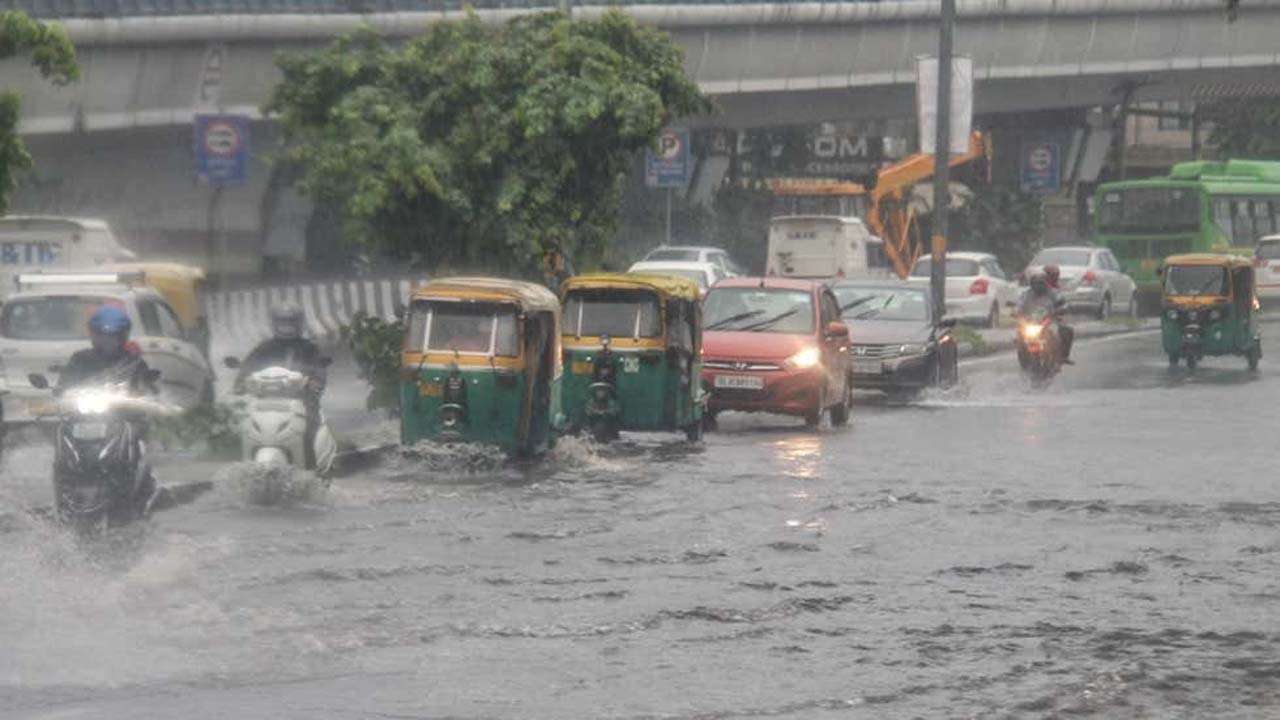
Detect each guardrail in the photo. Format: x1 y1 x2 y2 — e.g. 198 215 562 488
205 275 426 349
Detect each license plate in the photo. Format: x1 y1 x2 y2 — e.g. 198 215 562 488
71 421 109 440
852 359 882 375
714 374 764 390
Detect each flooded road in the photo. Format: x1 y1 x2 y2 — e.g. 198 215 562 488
4 328 1280 718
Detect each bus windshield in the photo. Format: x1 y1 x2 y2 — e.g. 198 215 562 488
1097 186 1201 233
1163 265 1228 297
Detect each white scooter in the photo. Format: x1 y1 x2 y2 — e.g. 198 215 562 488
224 360 337 476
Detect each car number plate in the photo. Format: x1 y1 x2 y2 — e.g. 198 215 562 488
71 421 109 440
713 374 763 390
852 359 882 375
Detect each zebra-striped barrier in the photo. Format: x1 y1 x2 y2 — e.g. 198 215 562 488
206 276 428 351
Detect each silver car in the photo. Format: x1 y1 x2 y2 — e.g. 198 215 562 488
1023 246 1138 320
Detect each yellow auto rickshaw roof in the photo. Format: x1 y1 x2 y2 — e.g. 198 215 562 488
561 273 702 301
1163 253 1254 269
104 261 207 281
411 276 560 313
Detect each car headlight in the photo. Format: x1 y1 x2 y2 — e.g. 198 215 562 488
898 343 927 357
785 346 822 369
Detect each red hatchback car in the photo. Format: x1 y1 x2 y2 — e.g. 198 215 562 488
701 278 853 427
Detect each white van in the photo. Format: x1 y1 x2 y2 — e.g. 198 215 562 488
0 216 136 297
766 215 891 280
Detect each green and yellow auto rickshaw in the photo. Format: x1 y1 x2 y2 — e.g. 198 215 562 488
400 277 563 456
560 273 705 442
1160 254 1262 370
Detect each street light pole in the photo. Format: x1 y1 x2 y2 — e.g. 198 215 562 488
930 0 955 323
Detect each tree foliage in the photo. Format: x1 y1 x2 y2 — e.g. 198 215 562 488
0 11 78 215
1200 98 1280 160
949 184 1044 272
268 11 709 275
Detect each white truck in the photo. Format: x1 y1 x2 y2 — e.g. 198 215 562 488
765 215 892 280
0 216 136 297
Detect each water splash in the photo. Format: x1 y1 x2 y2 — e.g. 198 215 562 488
213 462 328 507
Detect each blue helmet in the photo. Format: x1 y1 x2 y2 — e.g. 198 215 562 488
88 305 132 336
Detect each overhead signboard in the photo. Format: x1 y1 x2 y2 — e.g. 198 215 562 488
194 113 250 187
646 128 691 188
916 55 974 155
1020 140 1062 194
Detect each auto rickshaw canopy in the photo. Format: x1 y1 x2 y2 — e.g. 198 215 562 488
560 272 702 302
1162 253 1255 270
410 276 560 314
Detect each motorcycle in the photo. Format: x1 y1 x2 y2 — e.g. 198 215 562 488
27 371 174 534
224 360 337 475
1015 309 1063 386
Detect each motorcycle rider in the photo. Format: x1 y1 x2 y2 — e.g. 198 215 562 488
1042 264 1075 364
233 303 328 468
56 305 159 515
1017 272 1073 365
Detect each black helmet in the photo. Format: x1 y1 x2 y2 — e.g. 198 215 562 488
270 302 305 339
1029 272 1049 293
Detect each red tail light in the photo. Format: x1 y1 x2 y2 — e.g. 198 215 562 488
968 277 989 295
1081 270 1098 286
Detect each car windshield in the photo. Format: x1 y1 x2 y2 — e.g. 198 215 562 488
910 258 980 277
1097 186 1201 233
1163 265 1228 297
0 295 118 340
645 249 700 262
833 286 929 322
406 301 519 356
703 288 814 334
563 290 661 339
1032 249 1092 267
1257 241 1280 260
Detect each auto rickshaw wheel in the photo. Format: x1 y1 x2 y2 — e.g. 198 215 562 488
684 419 704 442
701 411 718 432
1185 354 1199 371
1168 354 1179 368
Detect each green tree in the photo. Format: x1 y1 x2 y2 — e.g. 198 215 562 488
267 11 708 276
0 11 78 215
948 183 1044 272
1200 98 1280 160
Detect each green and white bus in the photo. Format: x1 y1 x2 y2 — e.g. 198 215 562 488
1094 160 1280 293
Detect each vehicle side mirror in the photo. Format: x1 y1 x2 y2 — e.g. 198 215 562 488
223 356 241 369
938 317 958 329
28 373 48 390
826 321 850 338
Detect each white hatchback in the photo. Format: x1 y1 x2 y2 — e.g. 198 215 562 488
907 252 1019 327
0 274 214 424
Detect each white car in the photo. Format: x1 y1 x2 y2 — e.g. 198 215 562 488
628 260 725 294
640 246 744 277
0 272 214 424
1255 235 1280 301
907 251 1019 327
1023 245 1138 319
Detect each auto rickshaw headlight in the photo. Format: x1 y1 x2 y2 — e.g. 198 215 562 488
440 405 464 429
1209 309 1222 321
1166 309 1178 320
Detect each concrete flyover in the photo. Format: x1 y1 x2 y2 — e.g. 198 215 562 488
6 0 1280 134
4 0 1280 272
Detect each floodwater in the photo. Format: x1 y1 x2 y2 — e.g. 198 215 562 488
3 328 1280 718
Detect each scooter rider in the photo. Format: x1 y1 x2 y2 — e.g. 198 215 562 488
234 303 327 468
1042 264 1075 364
1017 272 1073 365
57 305 159 513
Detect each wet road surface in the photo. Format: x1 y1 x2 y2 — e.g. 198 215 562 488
3 327 1280 718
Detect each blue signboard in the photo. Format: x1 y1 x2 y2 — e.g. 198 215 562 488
645 128 690 188
194 113 250 187
1020 140 1061 195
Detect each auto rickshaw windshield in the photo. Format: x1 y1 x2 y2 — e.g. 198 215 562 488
407 301 519 356
564 290 661 339
1164 265 1229 297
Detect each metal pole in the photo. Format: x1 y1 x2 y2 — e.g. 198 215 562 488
930 0 955 322
665 187 673 245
